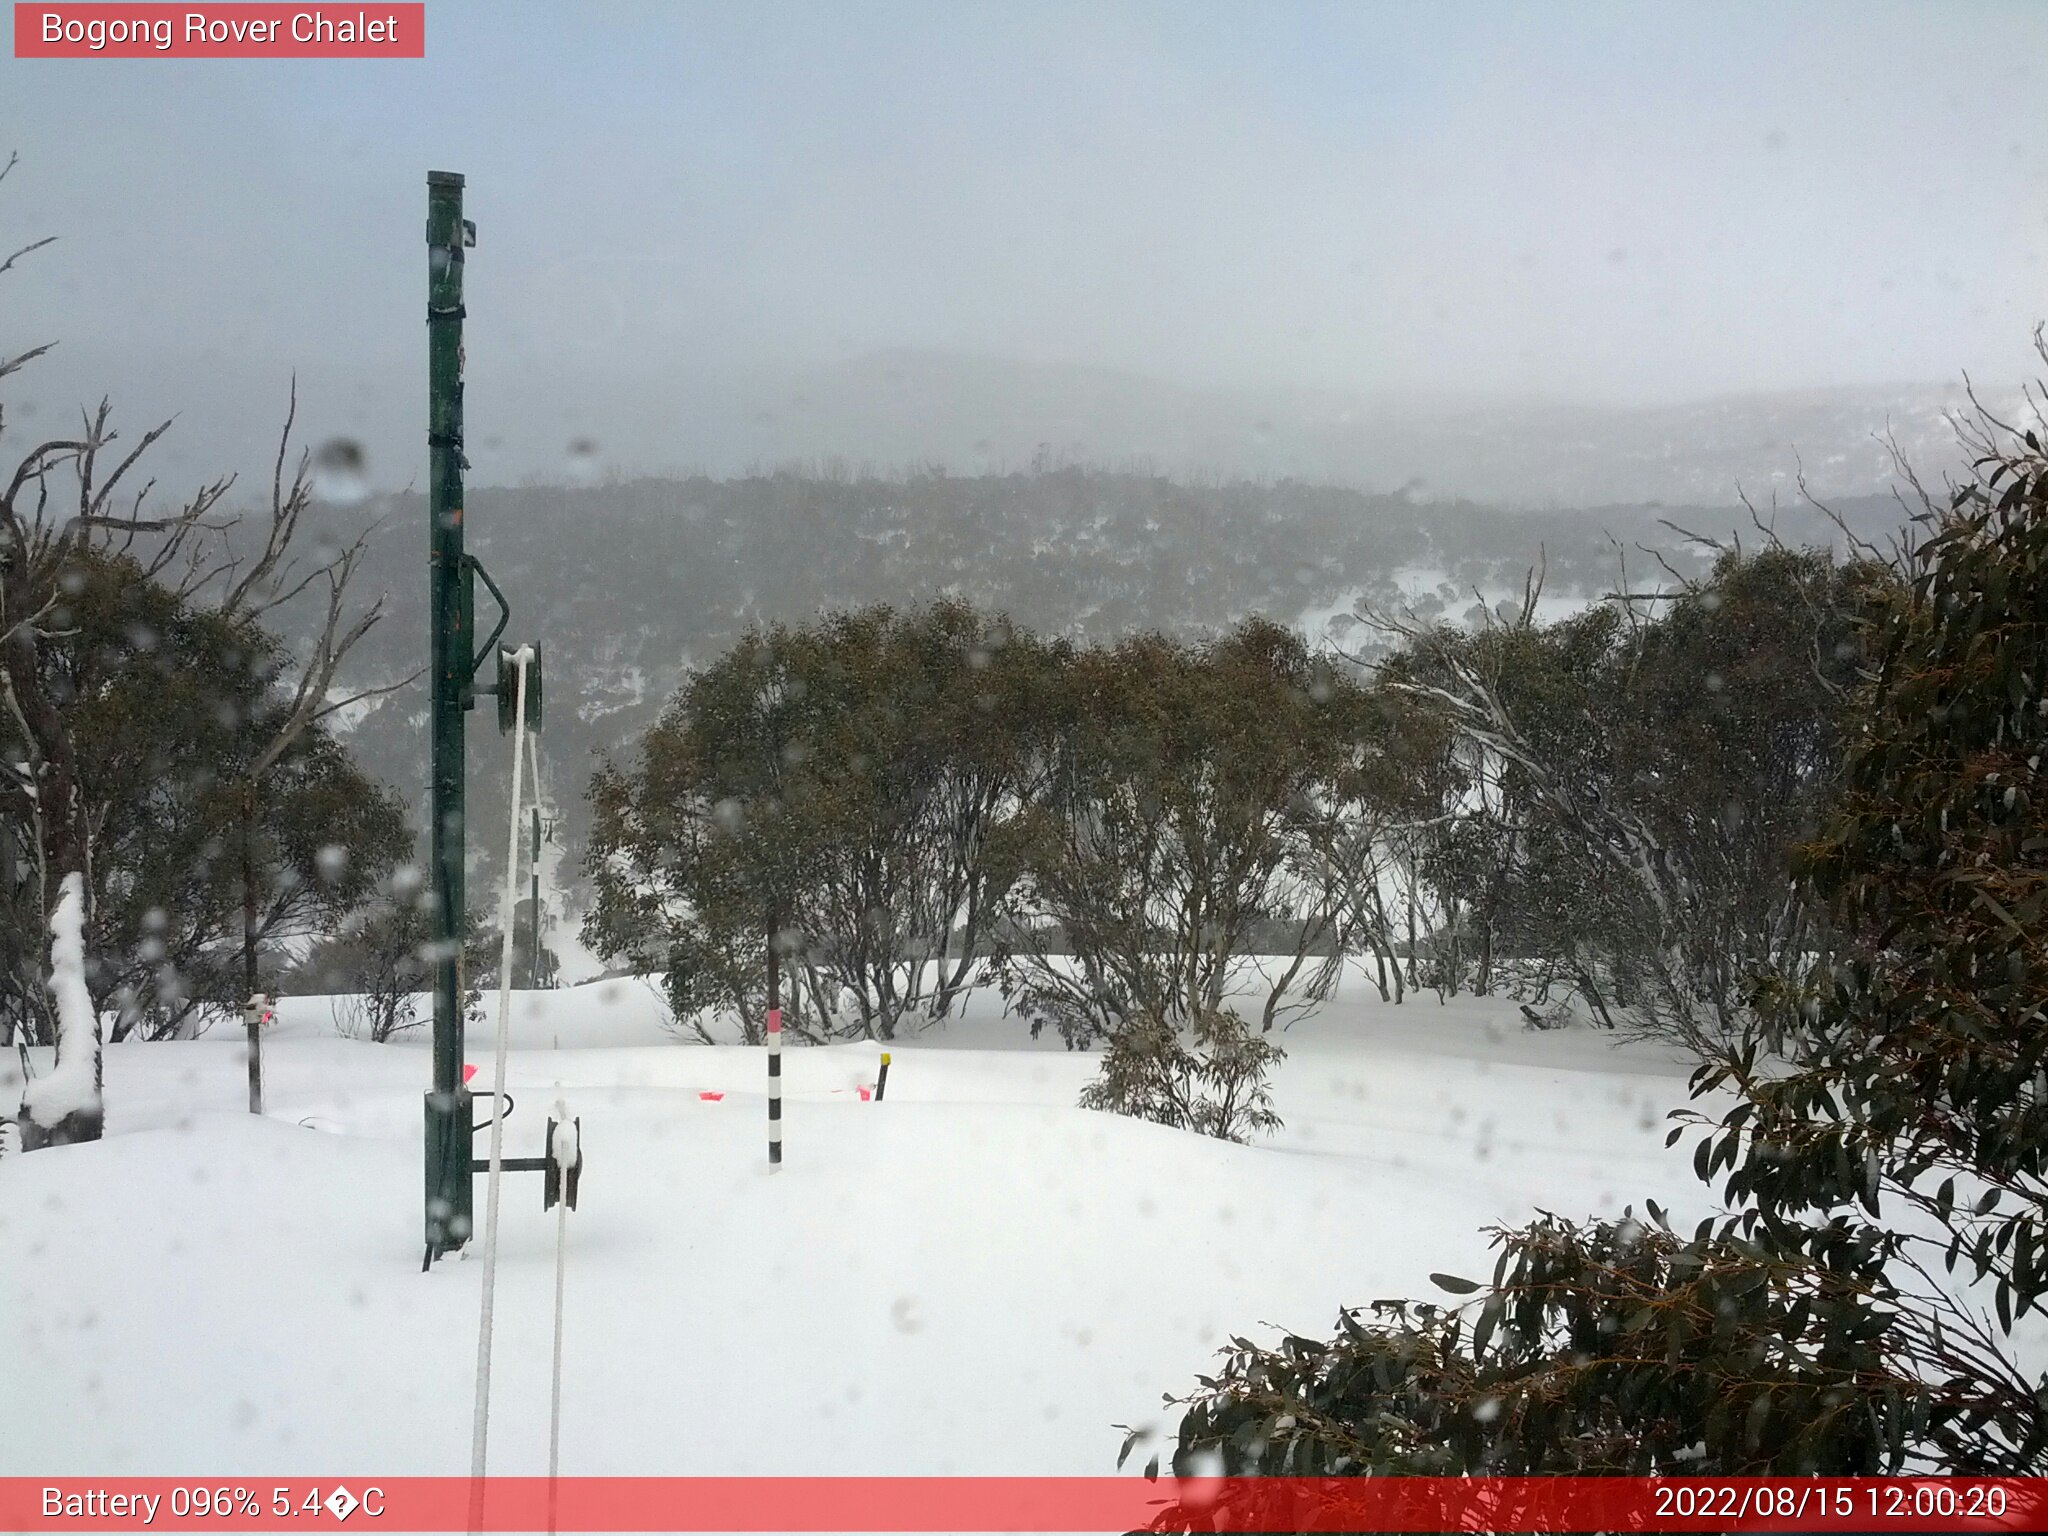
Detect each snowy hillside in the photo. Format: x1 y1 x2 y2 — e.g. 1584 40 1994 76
0 974 1702 1476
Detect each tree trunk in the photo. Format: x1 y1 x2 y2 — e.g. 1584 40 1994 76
243 779 263 1115
1403 882 1420 991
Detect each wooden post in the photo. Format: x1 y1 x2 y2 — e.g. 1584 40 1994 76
875 1052 891 1102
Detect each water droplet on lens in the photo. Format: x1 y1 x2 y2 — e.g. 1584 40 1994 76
312 439 369 505
565 438 600 485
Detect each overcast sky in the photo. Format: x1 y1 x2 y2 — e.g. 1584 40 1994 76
4 0 2046 491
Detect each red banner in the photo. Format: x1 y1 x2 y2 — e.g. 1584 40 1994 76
2 1477 2046 1532
13 5 425 58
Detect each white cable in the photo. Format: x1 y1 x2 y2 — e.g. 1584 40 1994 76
470 646 533 1498
547 1103 572 1534
528 732 544 831
549 1192 569 1453
527 732 547 976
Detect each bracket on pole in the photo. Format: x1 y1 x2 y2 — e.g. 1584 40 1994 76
464 554 510 700
468 1114 582 1211
459 559 544 730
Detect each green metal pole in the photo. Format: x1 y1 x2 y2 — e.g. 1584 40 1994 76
424 170 474 1262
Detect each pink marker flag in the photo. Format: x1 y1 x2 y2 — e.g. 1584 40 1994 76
463 1063 478 1085
699 1091 725 1102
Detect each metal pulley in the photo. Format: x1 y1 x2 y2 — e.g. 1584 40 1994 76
465 1105 584 1212
544 1113 581 1212
496 643 543 735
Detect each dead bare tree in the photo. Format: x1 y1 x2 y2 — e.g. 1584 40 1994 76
0 154 414 1143
1 161 231 1143
212 381 419 1112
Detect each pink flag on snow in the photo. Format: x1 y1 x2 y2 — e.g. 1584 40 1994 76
462 1064 477 1085
699 1091 725 1102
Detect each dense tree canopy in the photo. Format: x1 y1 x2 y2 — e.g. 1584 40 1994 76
587 553 1885 1143
585 601 1054 1041
0 549 408 1043
1378 545 1894 1044
997 618 1434 1048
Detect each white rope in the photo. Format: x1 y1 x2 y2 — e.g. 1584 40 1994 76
470 646 533 1501
547 1102 572 1535
527 732 544 835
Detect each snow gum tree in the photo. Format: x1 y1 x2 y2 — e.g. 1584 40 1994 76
589 604 1432 1131
999 620 1436 1139
584 601 1052 1041
0 547 408 1045
999 619 1422 1048
1136 407 2048 1499
1374 544 1891 1047
1707 399 2048 1442
299 874 436 1042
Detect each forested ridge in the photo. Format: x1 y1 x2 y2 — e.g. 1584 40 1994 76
308 467 1904 903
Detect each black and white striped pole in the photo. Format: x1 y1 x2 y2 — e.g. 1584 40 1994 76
766 1007 783 1168
875 1052 891 1103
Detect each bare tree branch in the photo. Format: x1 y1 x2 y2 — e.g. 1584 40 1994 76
0 233 55 280
0 340 56 384
2 439 87 518
309 667 426 725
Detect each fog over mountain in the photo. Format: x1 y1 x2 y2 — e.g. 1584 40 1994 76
718 350 1992 505
17 342 2010 511
9 3 2046 506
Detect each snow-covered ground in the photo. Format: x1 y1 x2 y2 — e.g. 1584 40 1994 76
0 970 1703 1477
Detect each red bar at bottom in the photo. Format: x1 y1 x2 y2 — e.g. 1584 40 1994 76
3 1476 2045 1532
